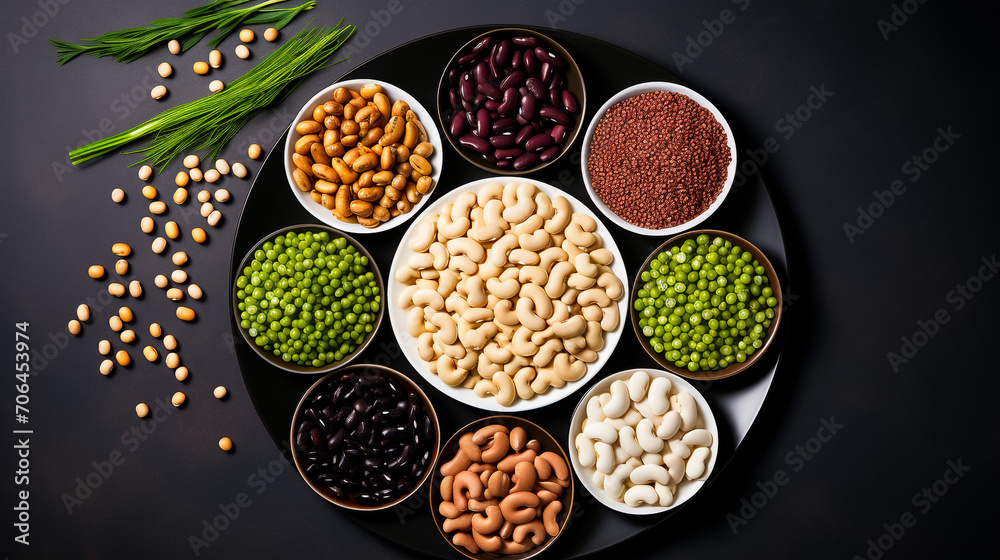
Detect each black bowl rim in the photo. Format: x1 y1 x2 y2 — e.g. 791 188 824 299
435 26 587 176
231 223 385 375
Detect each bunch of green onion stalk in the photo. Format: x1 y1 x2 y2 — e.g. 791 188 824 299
69 23 355 170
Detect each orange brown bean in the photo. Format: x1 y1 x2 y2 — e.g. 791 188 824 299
437 423 569 555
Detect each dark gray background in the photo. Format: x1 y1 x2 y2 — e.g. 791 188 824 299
2 0 997 558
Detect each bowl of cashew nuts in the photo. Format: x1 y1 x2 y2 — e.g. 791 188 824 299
430 415 574 558
388 177 629 411
568 368 719 514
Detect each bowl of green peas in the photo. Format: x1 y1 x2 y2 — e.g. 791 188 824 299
630 230 782 381
232 224 384 374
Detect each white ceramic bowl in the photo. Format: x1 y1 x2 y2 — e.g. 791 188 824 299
580 81 737 236
284 78 443 234
567 368 720 515
388 178 629 412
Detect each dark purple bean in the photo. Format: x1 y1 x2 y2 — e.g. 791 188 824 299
525 77 546 99
549 87 561 108
363 456 381 470
499 70 525 91
562 90 579 113
356 420 370 442
496 160 511 169
473 92 486 106
534 46 565 68
447 68 458 86
317 472 338 484
473 62 490 85
470 35 492 55
477 82 502 101
459 73 474 102
340 384 359 403
359 372 386 386
464 109 477 129
295 430 310 451
549 72 565 89
331 405 348 424
396 475 412 492
374 407 404 423
321 406 336 420
495 39 513 65
519 94 536 120
461 99 476 113
513 152 539 170
525 133 554 152
352 488 394 505
540 61 553 83
327 485 345 498
515 124 535 145
549 124 568 144
490 133 516 148
488 43 501 81
460 132 492 153
491 117 517 133
511 49 523 69
344 409 360 430
304 407 320 424
353 397 372 415
411 449 432 478
495 147 523 160
523 49 538 75
498 88 518 116
406 393 420 422
484 99 500 112
381 424 410 439
310 427 324 447
540 105 571 126
338 477 362 492
310 392 327 405
449 88 460 111
387 444 413 470
371 397 392 412
305 462 322 477
512 36 539 47
475 108 491 138
306 448 328 461
516 114 529 126
315 415 329 431
422 415 434 443
330 384 345 404
343 446 362 459
327 428 346 450
457 52 477 66
539 145 561 162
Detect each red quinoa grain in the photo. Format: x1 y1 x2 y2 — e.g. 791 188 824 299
587 91 731 229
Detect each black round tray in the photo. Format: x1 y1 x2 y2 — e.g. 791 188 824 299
230 25 789 559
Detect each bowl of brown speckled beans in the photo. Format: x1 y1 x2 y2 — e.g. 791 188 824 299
581 82 737 236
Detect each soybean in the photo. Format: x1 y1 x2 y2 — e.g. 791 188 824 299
135 403 149 418
264 27 279 41
120 330 136 344
115 259 129 276
173 187 188 205
141 216 155 234
248 144 261 159
111 188 125 203
158 62 172 77
188 284 204 300
239 28 254 42
99 339 112 355
165 221 180 239
175 171 190 187
235 44 250 59
129 280 143 298
152 237 167 253
116 350 131 366
171 391 186 407
151 85 167 100
208 210 222 226
163 335 178 350
172 251 188 266
149 323 162 338
109 316 123 332
209 49 222 68
165 352 181 369
112 242 131 256
193 61 210 75
189 168 203 182
68 320 81 335
219 437 233 451
88 265 105 279
119 306 134 323
213 386 227 399
175 366 189 382
154 274 169 288
108 283 126 297
232 162 248 178
143 346 159 362
100 359 114 376
138 165 153 181
149 201 167 214
209 80 224 93
166 288 184 301
176 306 196 321
168 39 181 55
77 304 91 322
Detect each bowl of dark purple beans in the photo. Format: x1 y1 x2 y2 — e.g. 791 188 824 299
437 28 586 174
290 364 440 510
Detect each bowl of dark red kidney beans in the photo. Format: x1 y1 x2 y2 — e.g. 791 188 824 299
437 28 585 174
290 364 439 510
582 81 738 236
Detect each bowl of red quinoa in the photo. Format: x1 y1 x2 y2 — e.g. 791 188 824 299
581 82 737 235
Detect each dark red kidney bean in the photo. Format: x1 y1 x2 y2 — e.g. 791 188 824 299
488 43 501 81
499 70 525 91
539 145 561 162
295 430 310 451
495 39 513 65
525 77 546 99
344 408 360 430
511 49 523 69
473 92 486 106
498 88 518 116
549 87 561 108
495 147 523 160
473 62 489 85
374 407 404 423
513 152 539 170
519 94 536 120
359 372 386 386
490 133 516 148
471 35 492 55
459 73 474 102
516 114 530 126
353 397 371 415
549 72 565 89
549 124 568 144
457 52 477 66
387 444 413 470
356 420 370 442
330 384 345 404
515 124 535 145
464 109 476 129
461 99 476 113
406 393 420 420
484 99 501 112
331 405 348 424
381 424 410 439
422 415 434 442
476 108 491 138
447 68 458 86
458 134 490 153
525 133 554 152
534 46 565 67
512 36 539 47
363 456 381 470
562 90 578 113
496 160 511 169
341 384 359 403
484 153 498 164
540 61 553 83
322 405 336 420
540 105 571 125
523 48 538 75
491 117 517 133
304 407 320 423
327 428 346 450
310 427 324 447
477 83 502 101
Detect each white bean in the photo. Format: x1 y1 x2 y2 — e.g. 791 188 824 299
624 484 659 507
654 482 675 507
627 370 650 401
575 433 597 468
635 418 664 454
686 447 711 480
601 380 630 418
647 376 672 415
656 411 681 440
582 421 617 444
594 441 615 474
682 428 714 448
617 426 643 457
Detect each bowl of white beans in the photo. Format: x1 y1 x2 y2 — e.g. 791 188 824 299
567 368 719 514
